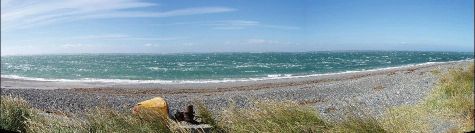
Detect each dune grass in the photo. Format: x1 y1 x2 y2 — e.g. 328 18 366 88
0 96 173 133
380 63 474 132
25 111 88 133
217 101 328 133
0 96 33 132
1 64 473 132
381 105 431 132
0 95 89 132
85 107 172 133
422 64 474 131
195 102 222 132
331 116 388 133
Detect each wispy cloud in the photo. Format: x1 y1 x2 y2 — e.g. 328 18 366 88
71 34 130 40
223 39 287 45
61 43 87 48
208 20 259 30
1 0 235 30
156 20 300 30
245 39 287 45
210 20 300 30
144 43 160 47
399 42 409 45
70 34 181 41
260 25 300 30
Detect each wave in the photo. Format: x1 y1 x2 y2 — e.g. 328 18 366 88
1 59 472 84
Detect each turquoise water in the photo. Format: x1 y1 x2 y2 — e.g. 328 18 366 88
1 51 473 83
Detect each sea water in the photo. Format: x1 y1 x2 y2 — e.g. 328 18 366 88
1 51 473 84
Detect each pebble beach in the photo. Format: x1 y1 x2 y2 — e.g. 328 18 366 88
1 60 472 123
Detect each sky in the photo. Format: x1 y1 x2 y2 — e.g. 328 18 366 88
1 0 473 55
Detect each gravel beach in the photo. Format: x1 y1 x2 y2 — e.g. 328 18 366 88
1 60 472 123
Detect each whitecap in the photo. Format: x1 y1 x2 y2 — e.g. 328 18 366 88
1 59 472 85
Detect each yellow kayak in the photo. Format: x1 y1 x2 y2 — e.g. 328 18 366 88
132 97 169 118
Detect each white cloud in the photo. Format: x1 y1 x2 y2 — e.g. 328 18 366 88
71 34 130 40
222 39 288 45
246 39 280 45
209 20 300 30
261 25 300 30
144 43 160 47
213 20 260 26
126 37 181 41
78 7 235 19
1 0 235 30
61 43 85 48
70 34 181 41
399 42 409 45
156 20 299 30
211 27 246 30
208 20 260 29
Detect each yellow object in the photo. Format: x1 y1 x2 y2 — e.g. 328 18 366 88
132 97 169 118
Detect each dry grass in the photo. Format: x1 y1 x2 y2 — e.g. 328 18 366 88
85 107 172 133
26 112 88 133
331 116 388 133
218 101 328 133
195 102 222 132
430 69 441 75
380 63 474 132
0 96 178 133
0 95 34 132
381 105 431 132
422 63 474 131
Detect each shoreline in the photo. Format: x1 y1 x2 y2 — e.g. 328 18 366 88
2 59 472 84
1 60 473 123
1 59 472 90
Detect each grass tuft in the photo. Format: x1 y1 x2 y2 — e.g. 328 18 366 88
423 64 474 131
381 105 431 132
0 95 33 132
332 116 388 133
195 102 222 132
218 100 327 133
26 112 88 133
380 63 474 132
86 107 172 133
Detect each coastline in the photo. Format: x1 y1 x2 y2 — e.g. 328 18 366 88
1 60 473 122
1 59 472 90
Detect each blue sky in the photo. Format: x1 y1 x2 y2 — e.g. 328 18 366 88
1 0 473 55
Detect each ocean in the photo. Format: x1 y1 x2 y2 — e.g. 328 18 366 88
1 51 473 84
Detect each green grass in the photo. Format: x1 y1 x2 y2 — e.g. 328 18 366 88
331 116 388 133
1 64 473 132
423 64 474 131
430 69 441 75
0 95 34 132
85 107 172 133
0 96 173 133
381 105 431 132
196 102 222 132
217 101 328 133
26 111 88 133
380 64 474 132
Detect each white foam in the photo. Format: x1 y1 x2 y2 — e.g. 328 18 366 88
147 67 168 71
1 59 472 84
267 74 281 78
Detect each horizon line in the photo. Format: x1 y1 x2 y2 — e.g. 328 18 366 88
1 50 474 56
